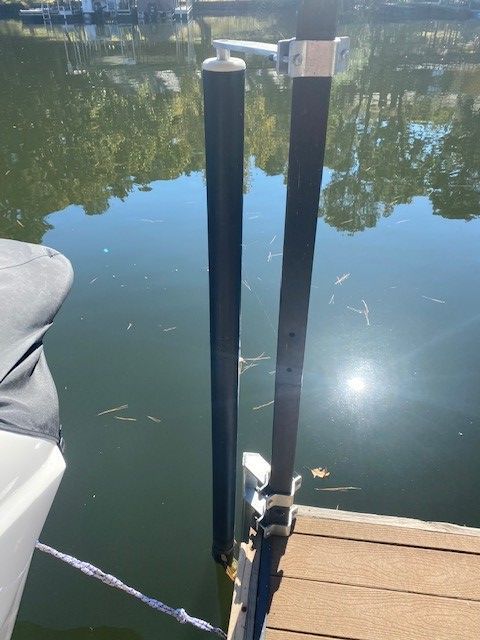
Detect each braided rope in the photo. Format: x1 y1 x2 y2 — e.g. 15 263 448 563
36 542 227 639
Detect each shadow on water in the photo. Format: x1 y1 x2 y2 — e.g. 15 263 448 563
14 623 143 640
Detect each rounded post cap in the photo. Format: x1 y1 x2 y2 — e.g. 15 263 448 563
202 56 246 73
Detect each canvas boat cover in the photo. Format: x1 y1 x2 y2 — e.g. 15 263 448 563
0 239 73 443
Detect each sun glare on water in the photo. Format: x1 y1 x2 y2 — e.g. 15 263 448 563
346 376 367 393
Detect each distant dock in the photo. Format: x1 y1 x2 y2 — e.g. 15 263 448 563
192 0 296 15
192 0 475 18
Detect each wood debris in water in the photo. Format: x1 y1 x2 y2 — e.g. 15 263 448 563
328 293 335 305
239 360 258 375
252 400 274 411
242 280 252 291
335 273 350 286
244 353 270 362
269 235 277 245
147 415 162 423
422 295 446 304
347 300 370 326
315 486 361 492
114 416 137 422
267 251 282 262
16 219 24 228
126 322 133 331
97 404 128 416
89 277 98 284
362 299 370 326
311 467 330 479
240 353 270 375
163 326 176 332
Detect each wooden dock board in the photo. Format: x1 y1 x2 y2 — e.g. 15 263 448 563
229 506 480 640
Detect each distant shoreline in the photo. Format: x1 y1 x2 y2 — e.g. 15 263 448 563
0 0 477 22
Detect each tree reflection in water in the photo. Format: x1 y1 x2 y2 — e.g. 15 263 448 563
0 18 478 244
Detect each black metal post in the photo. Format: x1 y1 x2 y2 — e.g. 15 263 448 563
269 0 338 502
202 52 246 566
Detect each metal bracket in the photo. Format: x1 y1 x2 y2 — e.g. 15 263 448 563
288 37 350 77
213 36 350 78
243 452 302 538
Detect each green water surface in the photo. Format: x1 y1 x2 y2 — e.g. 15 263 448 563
1 12 479 640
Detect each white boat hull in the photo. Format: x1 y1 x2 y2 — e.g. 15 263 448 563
0 430 65 640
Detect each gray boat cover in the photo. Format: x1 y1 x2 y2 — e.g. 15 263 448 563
0 239 73 442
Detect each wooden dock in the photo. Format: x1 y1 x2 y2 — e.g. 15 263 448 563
229 505 480 640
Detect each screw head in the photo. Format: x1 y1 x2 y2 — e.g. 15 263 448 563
292 53 303 66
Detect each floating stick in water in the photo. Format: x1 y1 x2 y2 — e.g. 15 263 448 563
242 280 252 291
114 416 137 422
163 327 176 332
239 362 258 375
239 353 270 375
243 353 270 362
268 251 282 262
252 400 274 411
315 486 361 492
335 273 350 286
147 415 162 423
329 293 335 305
347 305 363 314
362 299 370 326
97 404 128 416
347 301 370 326
422 295 446 304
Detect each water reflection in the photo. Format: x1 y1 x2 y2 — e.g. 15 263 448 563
0 18 479 245
322 21 480 231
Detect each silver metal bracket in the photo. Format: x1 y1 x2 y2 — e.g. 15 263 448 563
212 36 350 78
288 37 350 77
243 452 302 538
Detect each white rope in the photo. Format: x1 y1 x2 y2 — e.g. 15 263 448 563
36 542 227 639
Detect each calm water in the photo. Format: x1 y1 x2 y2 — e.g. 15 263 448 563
1 12 480 640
